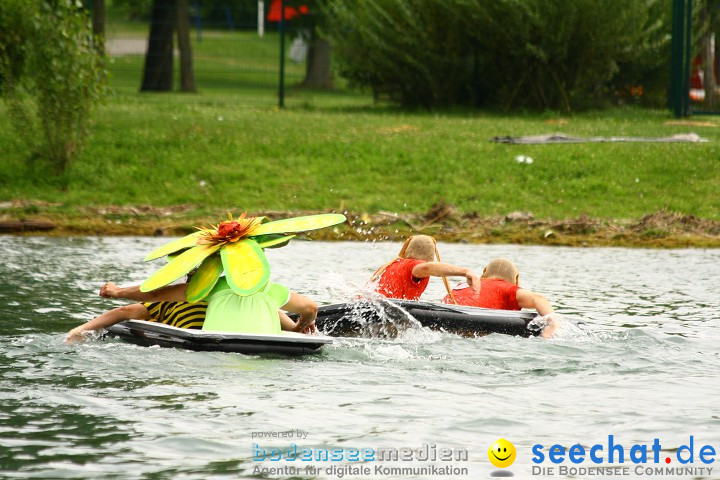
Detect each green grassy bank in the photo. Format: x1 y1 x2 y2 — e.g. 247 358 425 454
2 95 719 219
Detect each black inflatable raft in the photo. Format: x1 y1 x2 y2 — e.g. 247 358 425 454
312 299 542 338
106 320 333 355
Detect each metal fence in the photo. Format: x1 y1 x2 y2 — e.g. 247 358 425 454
99 1 337 107
669 0 720 116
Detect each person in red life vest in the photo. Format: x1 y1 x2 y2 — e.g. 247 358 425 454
370 235 481 301
442 258 556 338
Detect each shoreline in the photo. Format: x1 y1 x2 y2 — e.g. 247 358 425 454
2 203 719 248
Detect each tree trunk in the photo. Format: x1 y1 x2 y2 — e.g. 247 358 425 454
302 30 333 89
699 4 717 107
702 32 717 106
141 0 176 92
91 0 105 55
176 0 196 92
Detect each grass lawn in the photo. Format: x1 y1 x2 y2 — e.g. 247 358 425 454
2 97 719 221
1 20 719 235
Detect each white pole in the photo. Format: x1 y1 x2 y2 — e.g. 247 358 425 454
258 0 265 37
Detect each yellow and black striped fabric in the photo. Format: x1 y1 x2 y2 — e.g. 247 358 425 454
142 302 208 329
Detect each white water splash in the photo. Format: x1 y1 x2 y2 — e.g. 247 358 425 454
317 274 440 343
528 313 601 342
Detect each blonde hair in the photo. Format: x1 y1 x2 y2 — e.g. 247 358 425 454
399 235 436 261
370 235 437 282
482 258 519 285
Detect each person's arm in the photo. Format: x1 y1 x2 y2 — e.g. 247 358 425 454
66 303 150 344
278 309 315 334
516 288 556 338
516 289 554 316
279 310 297 331
282 292 318 332
411 262 481 293
100 282 188 303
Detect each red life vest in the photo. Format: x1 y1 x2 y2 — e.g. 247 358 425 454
443 277 520 310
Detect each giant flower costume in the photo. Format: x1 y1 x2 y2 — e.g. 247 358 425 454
139 212 345 334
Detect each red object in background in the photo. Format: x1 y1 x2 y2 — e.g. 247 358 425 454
688 53 719 102
690 55 704 89
267 0 309 21
690 53 719 89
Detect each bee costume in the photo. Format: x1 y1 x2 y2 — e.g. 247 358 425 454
140 213 345 334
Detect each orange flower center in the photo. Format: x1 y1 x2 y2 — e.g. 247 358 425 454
217 221 244 239
198 213 261 245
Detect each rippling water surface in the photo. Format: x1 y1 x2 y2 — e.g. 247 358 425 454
1 237 719 479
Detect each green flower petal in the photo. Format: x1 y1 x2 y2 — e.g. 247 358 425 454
144 232 203 262
255 234 295 249
220 239 270 296
141 244 220 292
185 255 223 302
251 213 346 236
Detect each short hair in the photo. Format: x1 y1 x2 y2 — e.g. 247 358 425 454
482 258 519 284
398 235 436 262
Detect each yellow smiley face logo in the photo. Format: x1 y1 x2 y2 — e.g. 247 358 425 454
488 438 516 468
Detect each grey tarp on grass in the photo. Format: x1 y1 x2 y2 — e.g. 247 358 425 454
492 133 708 144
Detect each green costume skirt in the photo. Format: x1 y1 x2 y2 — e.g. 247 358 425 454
202 277 290 334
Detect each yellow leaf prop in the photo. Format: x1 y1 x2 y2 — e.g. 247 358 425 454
220 239 270 296
140 244 220 292
144 232 202 262
256 234 295 249
140 213 346 297
185 255 223 302
252 213 346 236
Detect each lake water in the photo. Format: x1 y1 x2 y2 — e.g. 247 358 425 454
1 237 719 479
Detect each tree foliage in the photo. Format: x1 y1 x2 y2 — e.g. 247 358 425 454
323 0 672 111
323 0 473 107
0 0 107 173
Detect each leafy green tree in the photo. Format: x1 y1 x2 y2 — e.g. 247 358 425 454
323 0 472 107
467 0 669 111
0 0 107 173
323 0 671 111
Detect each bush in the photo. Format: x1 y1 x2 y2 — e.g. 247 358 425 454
323 0 671 111
610 0 673 107
323 0 476 107
0 0 107 173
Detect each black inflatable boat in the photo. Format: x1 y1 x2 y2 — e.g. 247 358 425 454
312 299 542 337
106 320 333 355
106 300 541 354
